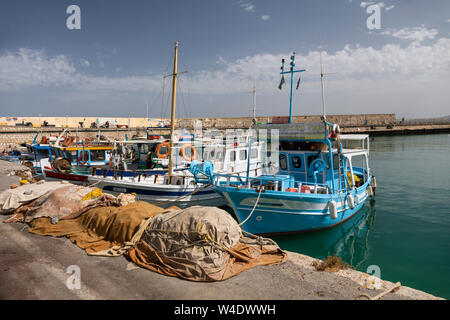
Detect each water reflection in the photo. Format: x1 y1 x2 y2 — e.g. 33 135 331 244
272 202 377 269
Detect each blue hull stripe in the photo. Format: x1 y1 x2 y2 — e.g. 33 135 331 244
235 194 368 215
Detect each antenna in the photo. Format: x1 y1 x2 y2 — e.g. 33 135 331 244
250 62 256 124
279 52 306 123
320 47 326 120
252 81 256 122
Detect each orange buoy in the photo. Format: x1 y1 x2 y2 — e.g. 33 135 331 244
155 141 170 159
180 144 197 161
62 136 75 147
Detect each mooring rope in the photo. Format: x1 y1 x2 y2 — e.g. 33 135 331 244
238 187 263 226
356 282 402 300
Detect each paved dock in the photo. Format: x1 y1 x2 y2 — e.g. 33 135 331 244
0 161 443 300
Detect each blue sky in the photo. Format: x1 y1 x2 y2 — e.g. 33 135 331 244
0 0 449 119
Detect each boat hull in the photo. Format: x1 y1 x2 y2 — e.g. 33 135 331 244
88 176 226 209
214 183 371 235
43 169 89 182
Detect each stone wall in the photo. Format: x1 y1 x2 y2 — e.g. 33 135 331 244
0 128 146 150
176 113 397 129
1 114 397 130
0 116 165 128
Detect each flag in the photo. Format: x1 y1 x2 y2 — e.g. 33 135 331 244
296 76 301 90
278 75 285 90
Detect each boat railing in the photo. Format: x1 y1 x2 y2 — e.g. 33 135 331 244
214 173 330 195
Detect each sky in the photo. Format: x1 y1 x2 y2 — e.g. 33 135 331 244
0 0 449 119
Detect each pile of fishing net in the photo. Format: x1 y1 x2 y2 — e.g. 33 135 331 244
29 201 179 256
0 181 68 215
1 182 287 281
126 206 287 281
3 183 124 223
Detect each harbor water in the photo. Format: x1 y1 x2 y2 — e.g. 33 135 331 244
271 133 450 299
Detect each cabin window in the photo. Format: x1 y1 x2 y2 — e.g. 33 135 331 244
53 148 64 158
307 155 319 167
139 144 150 154
216 151 223 160
34 149 51 161
292 156 302 169
279 154 287 170
333 154 340 170
230 151 236 161
78 151 89 163
65 151 74 163
91 150 105 161
239 150 247 161
251 148 258 159
209 150 215 158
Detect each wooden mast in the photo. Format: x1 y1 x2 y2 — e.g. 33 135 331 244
167 41 178 182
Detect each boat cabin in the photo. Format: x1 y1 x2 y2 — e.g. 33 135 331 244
216 122 371 196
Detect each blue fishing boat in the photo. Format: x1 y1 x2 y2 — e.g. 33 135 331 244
201 52 376 235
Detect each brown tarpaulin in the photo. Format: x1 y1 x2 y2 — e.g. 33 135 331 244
127 237 287 281
126 206 287 281
29 201 180 256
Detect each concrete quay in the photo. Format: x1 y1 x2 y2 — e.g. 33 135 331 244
0 161 443 300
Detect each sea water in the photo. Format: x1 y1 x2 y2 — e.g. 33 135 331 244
272 133 450 299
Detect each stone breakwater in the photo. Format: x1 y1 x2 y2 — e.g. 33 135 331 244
0 114 397 129
2 113 449 150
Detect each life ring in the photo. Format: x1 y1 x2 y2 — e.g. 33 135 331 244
180 144 197 161
62 136 75 147
78 152 89 165
155 141 170 159
82 138 92 147
59 135 66 145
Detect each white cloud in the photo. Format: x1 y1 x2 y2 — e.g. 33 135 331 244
240 2 255 12
1 33 449 117
360 1 388 9
360 2 374 8
380 26 439 44
385 5 395 11
0 49 161 92
80 59 90 67
2 37 449 94
261 15 270 21
0 48 76 91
